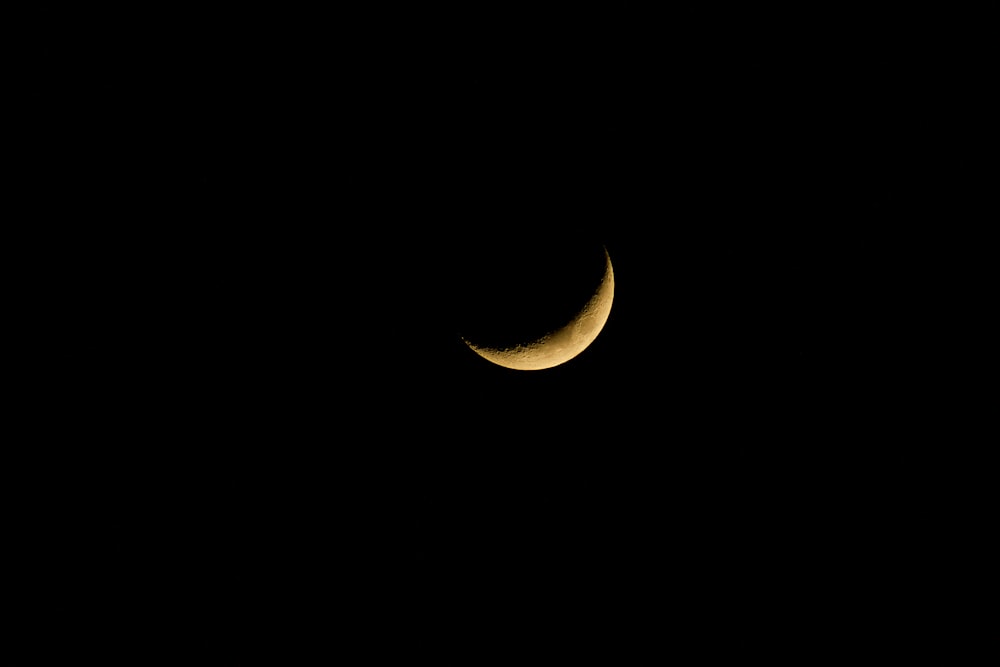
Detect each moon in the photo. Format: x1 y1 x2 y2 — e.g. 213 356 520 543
462 246 614 371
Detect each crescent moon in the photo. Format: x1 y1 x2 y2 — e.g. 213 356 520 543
462 247 614 371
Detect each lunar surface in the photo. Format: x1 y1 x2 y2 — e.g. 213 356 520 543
462 247 614 371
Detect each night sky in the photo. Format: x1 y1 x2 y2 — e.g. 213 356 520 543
31 11 965 645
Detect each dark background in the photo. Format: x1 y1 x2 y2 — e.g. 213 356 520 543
24 8 977 649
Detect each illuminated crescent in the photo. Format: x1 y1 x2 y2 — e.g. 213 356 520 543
462 247 614 371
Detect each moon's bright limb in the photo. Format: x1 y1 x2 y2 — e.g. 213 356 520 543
462 247 614 371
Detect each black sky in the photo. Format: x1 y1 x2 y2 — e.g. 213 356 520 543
31 11 962 641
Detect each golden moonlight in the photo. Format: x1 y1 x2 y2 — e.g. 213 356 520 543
462 247 614 371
